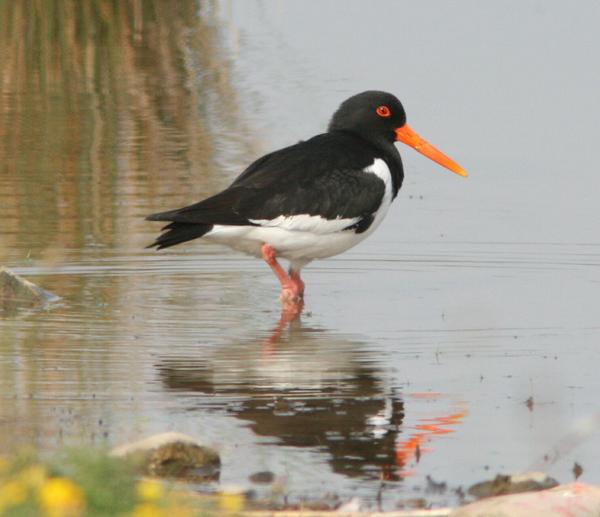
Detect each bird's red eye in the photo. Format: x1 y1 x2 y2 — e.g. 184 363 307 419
376 105 391 118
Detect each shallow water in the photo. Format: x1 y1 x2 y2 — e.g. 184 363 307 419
1 0 600 510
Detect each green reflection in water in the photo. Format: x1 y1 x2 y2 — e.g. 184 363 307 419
0 0 254 257
0 0 260 452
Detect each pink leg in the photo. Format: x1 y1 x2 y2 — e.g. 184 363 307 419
261 244 304 304
289 269 305 297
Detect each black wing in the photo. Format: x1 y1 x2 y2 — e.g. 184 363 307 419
146 133 393 247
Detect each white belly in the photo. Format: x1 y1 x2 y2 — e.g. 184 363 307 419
205 158 393 270
205 223 371 261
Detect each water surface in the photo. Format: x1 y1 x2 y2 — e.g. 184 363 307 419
1 0 600 510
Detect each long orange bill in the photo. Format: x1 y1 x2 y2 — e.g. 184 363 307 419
395 124 468 177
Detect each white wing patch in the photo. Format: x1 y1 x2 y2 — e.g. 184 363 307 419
248 158 391 236
249 213 360 234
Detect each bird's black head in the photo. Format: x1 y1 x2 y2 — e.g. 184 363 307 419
328 90 468 178
328 91 406 147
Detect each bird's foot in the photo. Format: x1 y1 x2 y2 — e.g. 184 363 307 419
289 270 305 297
261 243 306 305
279 293 304 318
280 271 305 305
280 284 303 305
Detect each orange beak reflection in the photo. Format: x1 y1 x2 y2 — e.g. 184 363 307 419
395 124 468 177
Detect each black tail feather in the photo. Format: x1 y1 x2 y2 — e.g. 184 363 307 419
146 221 213 250
146 209 184 222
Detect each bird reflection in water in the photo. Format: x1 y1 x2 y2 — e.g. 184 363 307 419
157 308 466 482
395 393 468 479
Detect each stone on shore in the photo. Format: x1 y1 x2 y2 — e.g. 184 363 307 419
468 471 559 499
451 482 600 517
111 432 220 481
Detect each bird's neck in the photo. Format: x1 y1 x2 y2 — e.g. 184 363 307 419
360 134 405 199
330 129 404 198
382 144 404 199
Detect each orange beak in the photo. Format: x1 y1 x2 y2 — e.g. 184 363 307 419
395 124 468 177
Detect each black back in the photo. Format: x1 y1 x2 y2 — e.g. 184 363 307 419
147 91 407 249
148 133 402 223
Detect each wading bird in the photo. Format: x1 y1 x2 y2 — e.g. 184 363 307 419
147 91 467 307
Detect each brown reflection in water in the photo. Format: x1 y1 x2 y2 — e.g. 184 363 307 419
158 311 467 481
158 314 406 480
0 0 256 260
0 0 263 452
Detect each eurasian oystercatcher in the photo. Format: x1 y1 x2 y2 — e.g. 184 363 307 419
147 91 467 305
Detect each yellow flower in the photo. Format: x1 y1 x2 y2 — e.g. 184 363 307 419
39 477 85 517
18 465 47 488
163 504 195 517
0 455 9 473
136 479 164 502
218 490 245 513
0 479 27 510
132 502 165 517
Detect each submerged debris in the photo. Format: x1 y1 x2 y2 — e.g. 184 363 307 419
426 475 448 495
525 396 534 411
0 267 59 312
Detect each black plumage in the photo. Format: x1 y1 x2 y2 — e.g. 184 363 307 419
146 90 467 303
147 110 404 250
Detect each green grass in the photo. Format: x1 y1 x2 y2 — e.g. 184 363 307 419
0 448 220 516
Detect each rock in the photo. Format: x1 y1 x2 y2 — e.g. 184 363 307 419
0 267 59 312
111 432 220 481
451 482 600 517
249 471 275 484
336 497 363 513
468 471 559 499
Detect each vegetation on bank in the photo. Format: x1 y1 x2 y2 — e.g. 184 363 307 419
0 449 238 517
